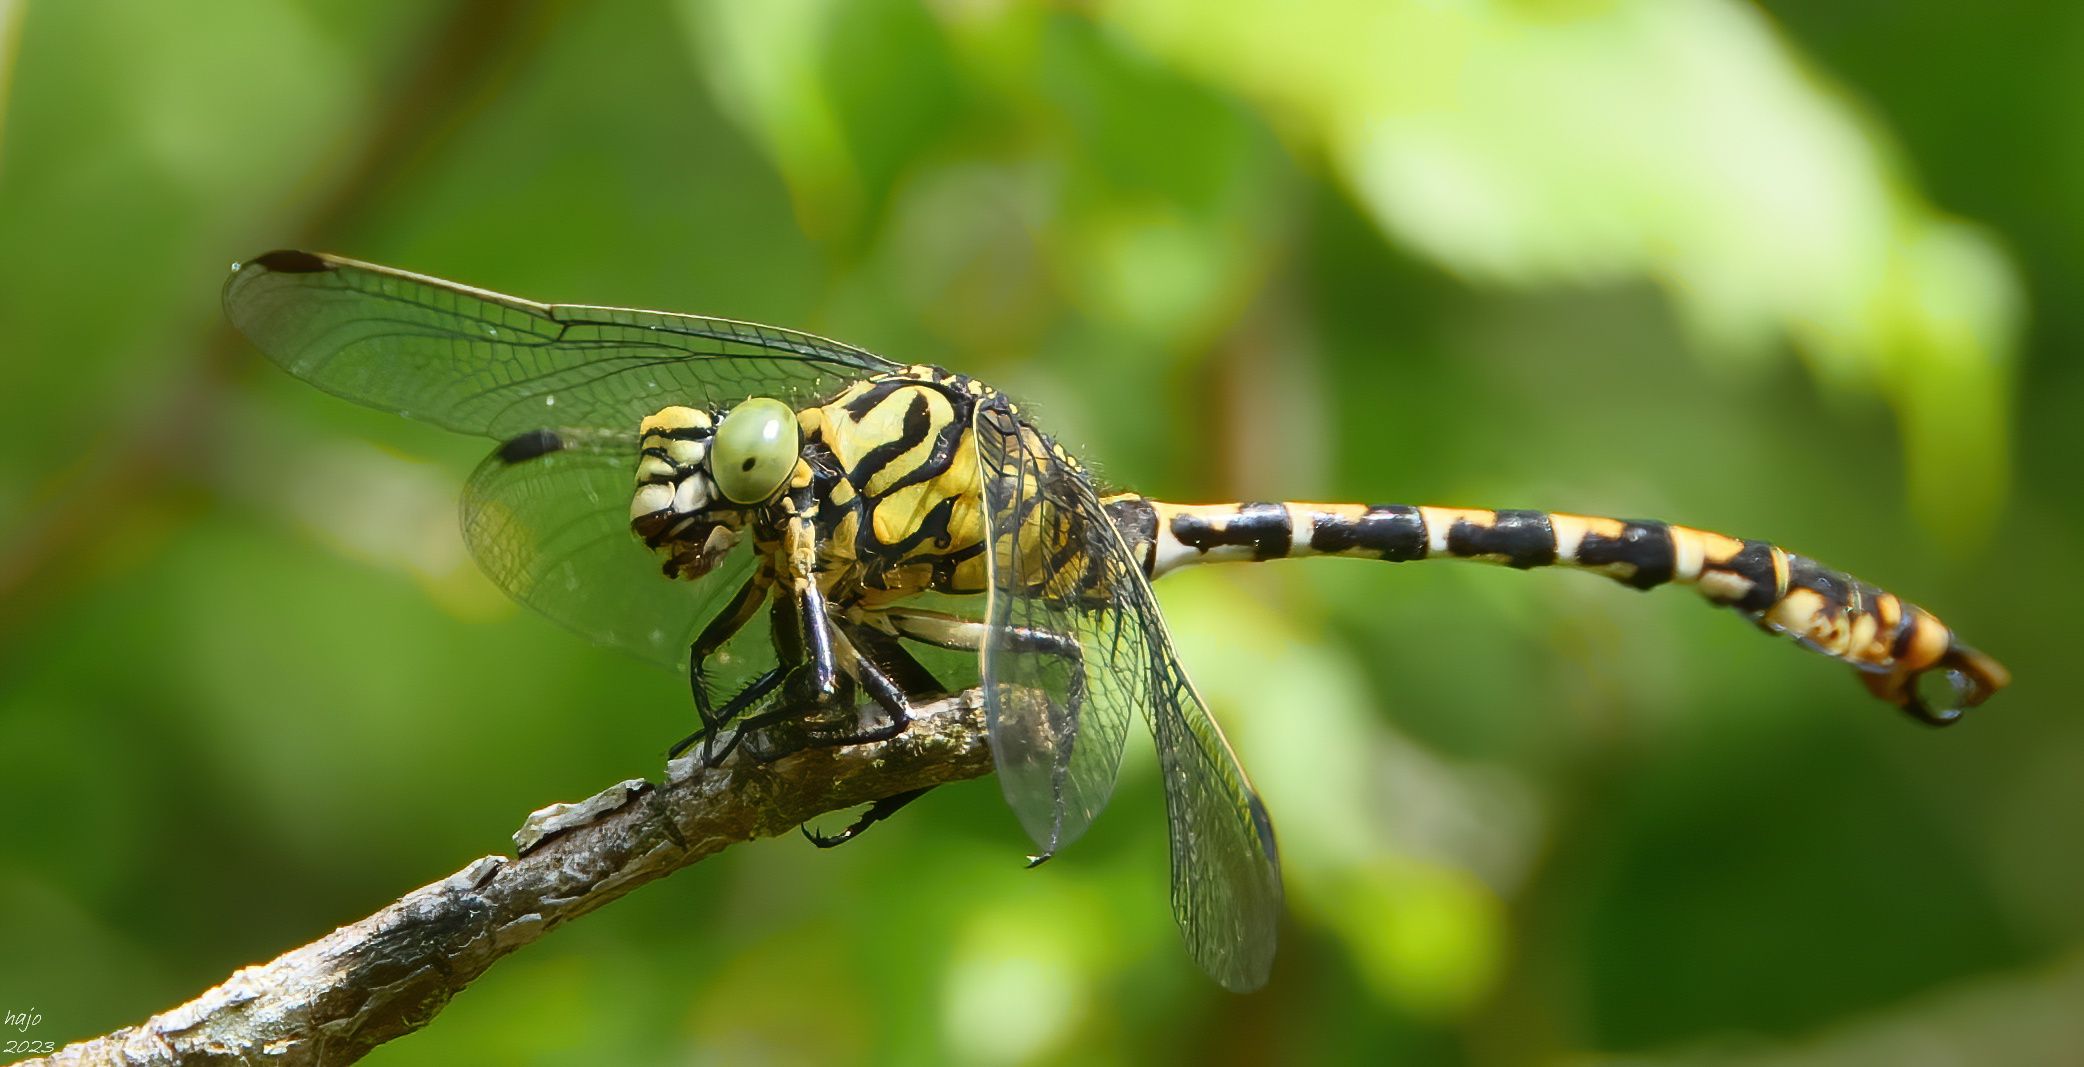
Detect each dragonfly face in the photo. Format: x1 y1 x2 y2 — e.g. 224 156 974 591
627 403 780 582
224 250 2005 994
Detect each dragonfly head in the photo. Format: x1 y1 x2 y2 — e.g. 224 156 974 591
629 401 802 580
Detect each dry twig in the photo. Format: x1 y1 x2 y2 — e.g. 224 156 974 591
24 691 993 1067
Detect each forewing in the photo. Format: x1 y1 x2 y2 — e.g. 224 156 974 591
224 250 899 440
973 400 1282 990
461 429 756 670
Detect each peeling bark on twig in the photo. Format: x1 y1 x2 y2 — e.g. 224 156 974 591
23 690 994 1067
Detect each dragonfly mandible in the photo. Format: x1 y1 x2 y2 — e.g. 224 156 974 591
224 250 2008 992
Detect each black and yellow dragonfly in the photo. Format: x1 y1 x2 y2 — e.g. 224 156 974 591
224 250 2009 992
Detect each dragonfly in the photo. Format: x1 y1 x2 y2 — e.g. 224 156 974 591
223 250 2010 993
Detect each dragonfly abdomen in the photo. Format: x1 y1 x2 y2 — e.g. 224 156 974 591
1105 497 2007 725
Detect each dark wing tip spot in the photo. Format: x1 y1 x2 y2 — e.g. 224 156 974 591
246 249 334 274
1246 793 1282 867
498 429 565 464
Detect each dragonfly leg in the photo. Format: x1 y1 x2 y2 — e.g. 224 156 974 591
775 487 843 707
679 572 773 761
729 699 821 764
881 607 1088 723
703 613 918 766
786 602 842 707
802 622 917 747
670 666 785 764
694 592 834 764
882 607 1081 665
725 622 952 765
679 568 832 765
706 658 880 765
854 624 948 697
879 606 1086 862
802 787 936 848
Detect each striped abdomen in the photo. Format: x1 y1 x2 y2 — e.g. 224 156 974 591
1102 498 2008 726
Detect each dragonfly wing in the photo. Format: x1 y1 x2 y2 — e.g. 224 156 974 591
461 428 756 670
224 250 899 440
973 399 1134 855
1144 635 1284 991
973 398 1282 990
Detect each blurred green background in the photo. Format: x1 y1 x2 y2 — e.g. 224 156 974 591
0 1 2077 1063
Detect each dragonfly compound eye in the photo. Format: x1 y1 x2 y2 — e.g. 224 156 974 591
712 398 801 505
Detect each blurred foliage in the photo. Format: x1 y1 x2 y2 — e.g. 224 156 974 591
0 1 2077 1064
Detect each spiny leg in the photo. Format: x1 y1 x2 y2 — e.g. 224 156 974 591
802 787 935 848
786 614 1080 846
881 606 1088 864
722 694 828 765
854 623 947 697
748 614 963 759
798 622 916 747
773 482 843 709
789 630 948 844
679 571 773 762
716 586 841 765
884 607 1084 668
670 666 784 763
722 606 914 765
883 607 1088 721
679 546 840 765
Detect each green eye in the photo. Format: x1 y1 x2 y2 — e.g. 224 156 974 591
712 398 800 505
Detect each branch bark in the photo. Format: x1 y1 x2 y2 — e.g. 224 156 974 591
24 690 994 1067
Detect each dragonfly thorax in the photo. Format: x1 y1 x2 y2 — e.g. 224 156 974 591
629 405 747 582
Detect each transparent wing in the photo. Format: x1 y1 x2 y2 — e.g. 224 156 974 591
461 428 756 670
973 401 1136 856
973 399 1282 991
1144 641 1285 991
224 250 900 440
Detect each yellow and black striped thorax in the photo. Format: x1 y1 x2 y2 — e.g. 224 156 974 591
626 363 1102 605
799 364 1001 600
